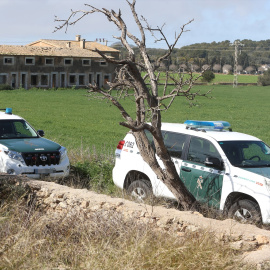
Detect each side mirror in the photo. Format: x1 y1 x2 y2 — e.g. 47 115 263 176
205 156 223 170
37 130 45 137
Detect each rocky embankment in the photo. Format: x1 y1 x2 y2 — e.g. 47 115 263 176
4 176 270 266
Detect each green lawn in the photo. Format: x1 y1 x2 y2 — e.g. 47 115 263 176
0 89 126 153
212 73 258 84
142 72 259 84
162 85 270 144
0 84 269 155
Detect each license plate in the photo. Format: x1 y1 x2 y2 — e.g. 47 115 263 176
34 168 56 174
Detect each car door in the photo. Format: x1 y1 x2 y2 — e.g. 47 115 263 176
163 131 189 175
180 136 224 208
144 130 189 198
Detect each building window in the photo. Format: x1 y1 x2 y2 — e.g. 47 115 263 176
25 57 35 65
40 74 49 86
3 57 14 65
60 73 66 88
88 73 93 84
0 74 7 84
69 74 76 85
21 73 27 89
64 58 73 65
103 74 111 88
45 58 54 65
11 73 17 88
82 59 91 66
100 61 107 66
78 75 85 86
104 74 110 83
30 75 38 86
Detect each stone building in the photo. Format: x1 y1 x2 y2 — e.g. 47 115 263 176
0 35 119 89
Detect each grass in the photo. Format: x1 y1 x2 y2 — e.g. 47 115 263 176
142 72 259 84
0 196 253 270
0 83 269 150
0 88 127 152
212 73 258 84
162 84 270 144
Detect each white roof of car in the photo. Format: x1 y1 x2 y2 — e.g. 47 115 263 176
0 111 22 120
161 123 260 142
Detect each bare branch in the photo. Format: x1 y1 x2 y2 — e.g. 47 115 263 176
55 1 205 208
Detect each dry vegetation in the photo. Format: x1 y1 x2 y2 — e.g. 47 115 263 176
0 186 255 270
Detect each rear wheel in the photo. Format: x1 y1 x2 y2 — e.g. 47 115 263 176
127 180 152 202
227 199 261 224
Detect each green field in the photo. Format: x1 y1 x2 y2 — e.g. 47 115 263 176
212 73 258 84
143 72 259 84
0 83 269 157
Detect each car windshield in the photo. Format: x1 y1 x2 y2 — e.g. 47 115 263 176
219 140 270 168
0 120 38 139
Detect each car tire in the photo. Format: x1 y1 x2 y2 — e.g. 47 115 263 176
227 199 261 224
127 180 152 202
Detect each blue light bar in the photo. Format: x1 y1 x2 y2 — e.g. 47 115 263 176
184 120 231 130
5 108 12 114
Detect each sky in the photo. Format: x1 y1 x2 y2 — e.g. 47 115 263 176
1 0 270 49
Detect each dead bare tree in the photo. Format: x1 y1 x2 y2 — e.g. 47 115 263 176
55 0 210 209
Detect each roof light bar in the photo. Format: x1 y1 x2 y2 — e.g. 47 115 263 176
5 108 12 114
184 120 231 130
0 108 12 114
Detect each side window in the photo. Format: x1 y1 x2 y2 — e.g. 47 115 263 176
187 137 221 164
144 129 154 144
144 130 187 159
163 132 187 158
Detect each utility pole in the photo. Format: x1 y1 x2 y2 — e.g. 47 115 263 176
95 38 108 46
231 40 244 88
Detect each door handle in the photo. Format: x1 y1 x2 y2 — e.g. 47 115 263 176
181 167 191 172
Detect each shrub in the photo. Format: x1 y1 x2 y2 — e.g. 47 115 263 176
0 176 30 204
54 148 116 194
201 70 215 82
0 84 12 90
258 69 270 86
72 158 115 193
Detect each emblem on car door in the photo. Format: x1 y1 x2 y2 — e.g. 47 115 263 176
197 176 203 189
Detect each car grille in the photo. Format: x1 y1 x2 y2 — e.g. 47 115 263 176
22 152 60 166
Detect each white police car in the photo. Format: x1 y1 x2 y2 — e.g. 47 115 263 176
113 120 270 224
0 108 70 178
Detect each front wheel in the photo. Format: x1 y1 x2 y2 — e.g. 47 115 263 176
127 180 152 202
227 199 261 224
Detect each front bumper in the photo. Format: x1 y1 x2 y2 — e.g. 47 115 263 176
3 156 70 179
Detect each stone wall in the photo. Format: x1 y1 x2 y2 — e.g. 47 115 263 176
7 176 270 265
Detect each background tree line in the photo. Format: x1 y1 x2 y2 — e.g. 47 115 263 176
112 39 270 74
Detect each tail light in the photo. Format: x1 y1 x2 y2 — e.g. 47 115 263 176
117 140 125 150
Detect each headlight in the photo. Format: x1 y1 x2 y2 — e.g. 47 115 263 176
59 146 68 162
4 150 25 164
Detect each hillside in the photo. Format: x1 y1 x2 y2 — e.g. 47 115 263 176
112 39 270 70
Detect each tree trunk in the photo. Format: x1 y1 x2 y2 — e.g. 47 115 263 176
133 130 196 209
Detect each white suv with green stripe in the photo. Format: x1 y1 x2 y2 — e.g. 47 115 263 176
113 120 270 224
0 108 70 178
